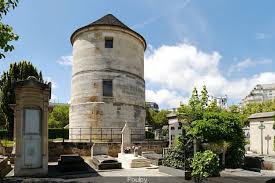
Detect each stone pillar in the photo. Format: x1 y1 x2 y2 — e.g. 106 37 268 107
121 121 131 154
11 76 51 176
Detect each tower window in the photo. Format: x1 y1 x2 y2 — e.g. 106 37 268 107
103 80 113 96
105 37 113 48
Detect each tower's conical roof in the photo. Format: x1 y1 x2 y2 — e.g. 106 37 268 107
88 14 131 29
70 14 146 50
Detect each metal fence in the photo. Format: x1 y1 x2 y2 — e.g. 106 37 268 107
69 127 122 142
131 128 146 142
1 128 147 143
67 127 145 143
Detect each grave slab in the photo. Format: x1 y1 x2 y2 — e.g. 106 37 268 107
117 153 151 168
142 152 163 166
0 156 12 178
58 154 88 172
91 155 122 170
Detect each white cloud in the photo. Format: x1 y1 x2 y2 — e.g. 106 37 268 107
57 55 72 66
45 77 57 89
256 33 266 40
146 89 189 108
51 94 57 101
145 43 275 108
228 58 272 75
255 33 270 40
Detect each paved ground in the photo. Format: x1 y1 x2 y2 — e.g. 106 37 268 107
4 157 275 183
3 168 275 183
247 152 275 163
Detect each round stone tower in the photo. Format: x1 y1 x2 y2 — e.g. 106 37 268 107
69 14 146 141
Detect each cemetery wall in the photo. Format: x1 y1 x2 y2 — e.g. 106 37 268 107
250 117 275 155
49 141 166 161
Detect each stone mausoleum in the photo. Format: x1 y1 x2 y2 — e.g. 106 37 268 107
69 14 146 141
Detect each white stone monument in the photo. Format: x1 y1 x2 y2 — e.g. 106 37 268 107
121 121 131 154
117 121 151 168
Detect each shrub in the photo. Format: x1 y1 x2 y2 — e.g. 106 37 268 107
163 135 191 169
145 131 154 139
191 150 220 182
0 130 12 140
190 111 245 168
48 128 69 139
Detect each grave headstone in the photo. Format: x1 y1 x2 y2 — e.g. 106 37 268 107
134 147 139 157
121 121 131 154
91 143 108 158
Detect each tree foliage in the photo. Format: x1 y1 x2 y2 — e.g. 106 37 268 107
177 86 245 168
189 111 245 168
196 112 245 168
145 108 169 129
189 87 200 110
200 85 209 109
0 61 43 131
230 100 275 126
191 150 220 182
178 86 211 127
163 135 193 169
48 105 69 128
0 0 19 59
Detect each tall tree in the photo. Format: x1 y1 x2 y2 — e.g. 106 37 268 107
200 85 209 109
145 108 169 129
0 61 43 131
49 105 69 128
152 109 169 129
189 87 200 109
0 0 19 59
206 99 222 112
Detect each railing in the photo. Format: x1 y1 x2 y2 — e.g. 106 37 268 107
131 128 145 142
69 127 122 142
60 127 147 143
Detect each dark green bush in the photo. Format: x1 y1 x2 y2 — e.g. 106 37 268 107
48 128 69 139
191 150 220 182
162 135 193 170
190 111 245 168
163 135 185 169
0 130 11 140
145 131 155 139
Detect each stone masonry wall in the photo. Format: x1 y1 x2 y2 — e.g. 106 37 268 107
48 141 166 162
70 26 146 140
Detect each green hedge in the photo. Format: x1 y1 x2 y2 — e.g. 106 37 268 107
145 131 155 139
0 130 11 140
48 128 69 139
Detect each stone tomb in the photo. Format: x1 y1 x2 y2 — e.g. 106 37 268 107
90 143 122 170
92 155 122 170
11 77 51 176
117 122 151 168
142 151 163 166
117 153 151 168
57 154 88 172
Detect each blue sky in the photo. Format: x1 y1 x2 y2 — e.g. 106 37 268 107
1 0 275 108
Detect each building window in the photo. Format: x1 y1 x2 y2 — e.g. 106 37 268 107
171 135 175 141
171 126 175 130
103 80 113 96
105 37 113 48
178 126 181 130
